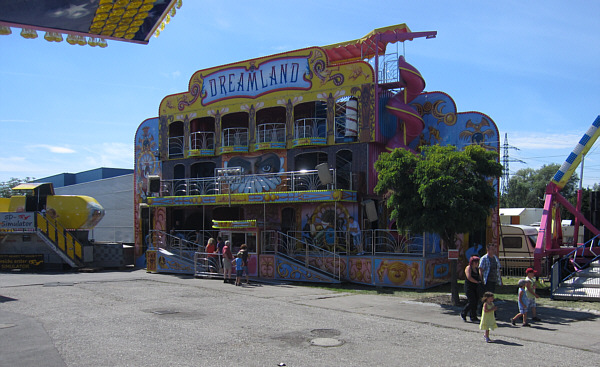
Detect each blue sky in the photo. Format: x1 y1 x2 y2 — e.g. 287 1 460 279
1 0 599 187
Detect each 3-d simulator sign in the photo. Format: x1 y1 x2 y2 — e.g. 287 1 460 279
0 212 35 231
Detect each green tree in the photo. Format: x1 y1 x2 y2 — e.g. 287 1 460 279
375 145 502 305
0 177 34 198
500 164 579 208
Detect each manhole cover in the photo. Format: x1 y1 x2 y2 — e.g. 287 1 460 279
310 337 344 347
310 329 341 337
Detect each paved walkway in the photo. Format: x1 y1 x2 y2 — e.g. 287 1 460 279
1 270 598 366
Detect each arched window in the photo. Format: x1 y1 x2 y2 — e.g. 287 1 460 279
256 106 286 145
293 101 327 140
168 121 184 158
190 162 217 195
293 152 328 190
190 117 215 150
221 112 249 148
173 164 186 196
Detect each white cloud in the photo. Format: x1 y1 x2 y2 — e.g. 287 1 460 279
30 145 76 154
82 142 133 169
161 70 181 79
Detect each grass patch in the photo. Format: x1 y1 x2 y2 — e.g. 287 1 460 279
299 277 600 312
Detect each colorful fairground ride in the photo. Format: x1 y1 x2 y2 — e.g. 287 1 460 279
134 24 501 289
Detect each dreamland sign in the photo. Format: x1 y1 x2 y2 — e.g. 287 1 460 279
201 56 310 104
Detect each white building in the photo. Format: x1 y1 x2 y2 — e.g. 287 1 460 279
499 208 543 226
36 168 134 243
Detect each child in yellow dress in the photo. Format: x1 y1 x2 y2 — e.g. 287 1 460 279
479 291 498 343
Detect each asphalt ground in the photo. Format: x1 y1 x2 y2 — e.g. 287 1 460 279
1 270 599 367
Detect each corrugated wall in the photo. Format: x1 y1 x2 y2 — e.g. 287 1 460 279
55 174 134 243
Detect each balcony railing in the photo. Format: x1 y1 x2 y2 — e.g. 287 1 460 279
168 135 184 158
294 118 326 140
158 168 352 196
190 131 215 150
256 123 286 144
221 128 248 147
284 229 442 256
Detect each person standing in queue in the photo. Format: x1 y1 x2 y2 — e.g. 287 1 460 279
216 236 225 271
221 241 234 283
205 238 218 273
461 256 481 323
234 252 244 286
237 244 250 285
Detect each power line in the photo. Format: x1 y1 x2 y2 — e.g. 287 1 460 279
501 133 526 195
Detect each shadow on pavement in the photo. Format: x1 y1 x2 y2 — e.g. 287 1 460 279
0 295 18 303
489 339 523 346
438 300 599 326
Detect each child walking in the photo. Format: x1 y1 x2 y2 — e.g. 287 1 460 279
511 279 531 327
479 291 498 343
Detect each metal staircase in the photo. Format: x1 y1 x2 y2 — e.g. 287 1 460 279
551 239 600 301
36 213 86 267
262 230 342 283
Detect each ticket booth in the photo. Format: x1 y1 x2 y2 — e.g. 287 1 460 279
213 220 259 277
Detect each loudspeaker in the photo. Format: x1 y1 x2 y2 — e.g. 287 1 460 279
139 203 149 219
316 163 333 185
148 175 160 193
363 200 378 222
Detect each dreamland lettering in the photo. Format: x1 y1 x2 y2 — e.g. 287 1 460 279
202 57 310 104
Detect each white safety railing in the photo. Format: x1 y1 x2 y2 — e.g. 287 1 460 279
157 168 338 196
168 135 184 158
190 131 215 150
222 128 248 147
256 123 286 143
294 118 327 139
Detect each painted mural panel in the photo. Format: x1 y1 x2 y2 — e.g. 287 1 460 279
424 256 451 288
222 151 286 193
374 258 422 288
307 255 346 277
299 202 359 251
260 255 275 278
349 257 373 284
276 257 338 283
134 118 160 259
157 251 194 274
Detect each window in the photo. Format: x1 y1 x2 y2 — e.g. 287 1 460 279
502 237 522 248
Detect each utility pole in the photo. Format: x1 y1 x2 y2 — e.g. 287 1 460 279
501 133 525 195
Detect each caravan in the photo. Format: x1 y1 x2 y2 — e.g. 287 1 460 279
499 224 542 275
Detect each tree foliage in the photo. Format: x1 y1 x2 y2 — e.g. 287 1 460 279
0 177 34 198
500 164 579 208
374 145 502 305
375 145 502 248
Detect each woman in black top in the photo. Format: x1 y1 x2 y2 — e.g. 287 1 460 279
461 256 482 322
